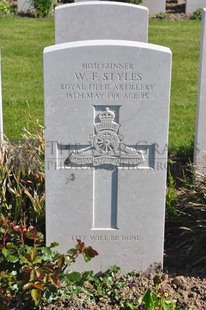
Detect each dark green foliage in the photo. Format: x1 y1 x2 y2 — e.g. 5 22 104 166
83 267 185 309
33 0 52 17
191 8 203 20
0 0 14 15
0 219 98 308
0 130 99 308
166 170 178 215
155 12 169 19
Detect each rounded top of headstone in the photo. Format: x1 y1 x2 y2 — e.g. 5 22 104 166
55 1 149 10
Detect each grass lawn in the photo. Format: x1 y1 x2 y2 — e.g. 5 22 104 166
149 19 201 157
0 17 202 158
0 16 54 139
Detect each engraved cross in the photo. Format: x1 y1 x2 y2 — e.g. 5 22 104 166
61 106 154 230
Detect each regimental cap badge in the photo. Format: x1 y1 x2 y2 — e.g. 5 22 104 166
65 106 145 168
94 107 119 133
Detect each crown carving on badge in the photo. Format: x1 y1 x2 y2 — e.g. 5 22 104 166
98 107 115 123
94 107 120 133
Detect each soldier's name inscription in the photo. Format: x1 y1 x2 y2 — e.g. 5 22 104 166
59 62 155 101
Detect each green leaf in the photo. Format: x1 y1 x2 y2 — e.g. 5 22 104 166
67 248 76 255
66 271 82 282
57 255 65 270
29 269 36 282
83 246 98 262
41 247 52 256
6 243 18 250
50 242 59 248
143 288 153 308
162 300 174 310
31 288 41 306
19 254 31 265
32 255 42 264
124 301 136 310
7 255 19 263
65 256 72 266
2 248 9 258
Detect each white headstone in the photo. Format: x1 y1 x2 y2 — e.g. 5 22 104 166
44 40 172 273
0 52 3 141
186 0 206 13
194 8 206 173
17 0 34 13
55 2 148 44
75 0 102 1
142 0 165 15
177 0 185 4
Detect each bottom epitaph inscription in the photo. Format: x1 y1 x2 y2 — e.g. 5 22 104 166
71 234 141 242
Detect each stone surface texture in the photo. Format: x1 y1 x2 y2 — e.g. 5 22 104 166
177 0 185 4
194 9 206 173
44 40 171 274
186 0 206 13
142 0 165 15
17 0 34 13
55 2 148 44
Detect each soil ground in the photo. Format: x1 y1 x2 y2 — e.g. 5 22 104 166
43 272 206 309
43 224 206 310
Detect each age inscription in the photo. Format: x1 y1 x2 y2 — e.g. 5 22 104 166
59 62 155 101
